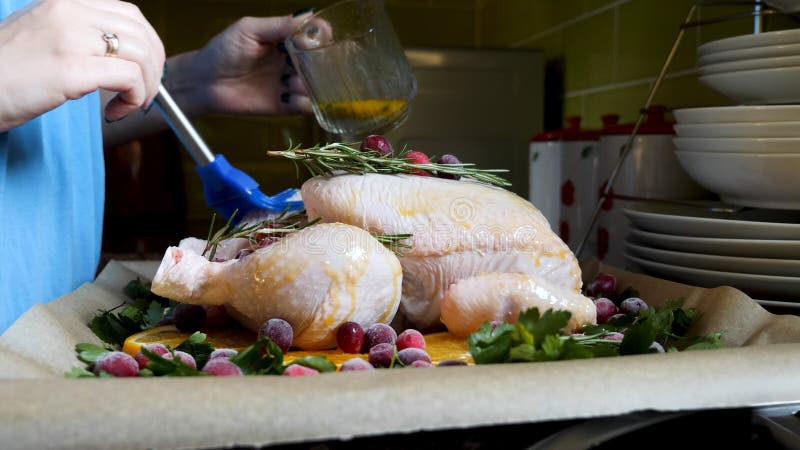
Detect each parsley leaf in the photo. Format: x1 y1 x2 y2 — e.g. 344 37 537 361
174 332 214 368
141 347 205 376
65 366 96 378
75 343 112 364
291 356 337 373
466 322 515 364
229 338 285 375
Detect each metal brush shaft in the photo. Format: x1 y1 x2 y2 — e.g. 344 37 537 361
154 84 215 166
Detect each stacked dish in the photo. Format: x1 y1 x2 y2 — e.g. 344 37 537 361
698 28 800 104
672 105 800 210
623 202 800 307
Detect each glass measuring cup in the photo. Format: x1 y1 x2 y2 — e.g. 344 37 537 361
285 0 417 139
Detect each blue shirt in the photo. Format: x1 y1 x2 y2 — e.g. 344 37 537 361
0 0 105 333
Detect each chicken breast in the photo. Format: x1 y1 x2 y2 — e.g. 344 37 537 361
440 273 596 337
151 223 403 350
301 174 583 331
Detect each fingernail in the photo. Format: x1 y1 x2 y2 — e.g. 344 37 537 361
104 115 119 124
162 62 168 83
280 73 291 87
285 55 294 69
280 92 290 104
277 41 287 53
292 7 313 17
143 102 154 114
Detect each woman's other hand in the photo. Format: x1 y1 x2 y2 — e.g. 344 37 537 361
167 14 312 117
0 0 165 131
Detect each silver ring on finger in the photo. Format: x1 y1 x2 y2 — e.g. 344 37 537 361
102 32 119 57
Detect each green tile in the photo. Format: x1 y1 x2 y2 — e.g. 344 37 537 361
563 95 585 124
582 84 650 128
387 5 476 47
616 0 697 81
478 0 586 47
563 8 615 92
519 30 564 61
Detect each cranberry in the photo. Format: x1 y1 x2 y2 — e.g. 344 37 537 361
360 135 394 156
620 297 649 316
436 154 462 180
336 322 365 354
283 364 319 377
94 351 139 377
404 151 431 176
593 298 618 324
202 358 243 376
135 343 170 369
340 358 375 371
396 329 426 351
258 318 293 353
586 273 617 298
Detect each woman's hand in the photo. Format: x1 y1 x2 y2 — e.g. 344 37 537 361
166 15 311 117
0 0 165 131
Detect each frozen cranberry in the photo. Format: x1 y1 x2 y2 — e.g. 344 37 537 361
336 322 365 353
94 351 139 377
202 358 243 376
436 154 462 180
396 329 426 351
360 135 394 156
620 297 649 316
135 343 170 369
209 348 238 360
368 343 396 368
397 348 431 366
404 151 431 176
364 323 397 350
164 351 197 369
409 360 433 368
283 364 319 377
340 358 375 372
258 318 293 353
586 273 617 298
603 332 625 341
203 305 233 327
593 297 618 324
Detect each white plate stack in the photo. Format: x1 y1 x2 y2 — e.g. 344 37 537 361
623 203 800 308
698 29 800 104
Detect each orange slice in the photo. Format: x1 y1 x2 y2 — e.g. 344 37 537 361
122 326 472 367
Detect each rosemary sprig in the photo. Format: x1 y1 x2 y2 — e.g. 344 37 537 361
267 142 511 187
202 210 414 259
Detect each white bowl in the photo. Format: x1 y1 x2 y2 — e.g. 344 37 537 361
699 55 800 76
674 137 800 153
698 42 800 66
674 151 800 209
674 121 800 138
673 105 800 123
698 29 800 56
699 66 800 104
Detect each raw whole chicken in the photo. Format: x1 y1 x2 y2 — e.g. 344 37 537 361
151 223 403 350
301 173 595 332
440 273 597 337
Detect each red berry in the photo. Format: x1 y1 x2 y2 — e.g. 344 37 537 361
164 351 197 369
283 364 319 377
604 332 625 341
203 305 233 327
94 351 139 377
620 297 649 315
594 298 618 324
397 348 431 366
209 348 238 360
368 343 396 368
258 318 293 353
436 154 462 180
364 323 397 350
360 135 394 156
409 360 433 368
404 151 431 176
173 303 207 332
340 358 375 371
202 358 243 376
396 329 426 351
135 343 169 369
586 273 617 298
336 322 365 353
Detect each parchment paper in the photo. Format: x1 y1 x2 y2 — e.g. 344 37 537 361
0 259 798 449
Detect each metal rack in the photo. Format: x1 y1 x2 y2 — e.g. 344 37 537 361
575 0 800 259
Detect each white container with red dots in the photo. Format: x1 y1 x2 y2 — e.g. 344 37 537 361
596 106 709 267
530 117 600 252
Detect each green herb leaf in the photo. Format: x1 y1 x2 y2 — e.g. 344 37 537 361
229 338 285 375
65 366 96 378
76 343 112 364
174 332 215 369
619 314 658 355
518 308 571 345
291 356 336 373
467 322 515 364
141 347 205 377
